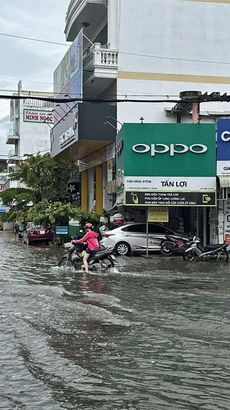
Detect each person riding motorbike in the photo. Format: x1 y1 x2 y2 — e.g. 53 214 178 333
72 223 99 273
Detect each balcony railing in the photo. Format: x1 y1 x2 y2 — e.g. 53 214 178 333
84 43 118 80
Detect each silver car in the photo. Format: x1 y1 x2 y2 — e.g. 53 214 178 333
100 222 189 256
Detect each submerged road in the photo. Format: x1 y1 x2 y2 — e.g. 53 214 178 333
0 231 230 409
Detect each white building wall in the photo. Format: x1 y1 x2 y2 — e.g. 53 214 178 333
117 0 230 124
19 105 51 157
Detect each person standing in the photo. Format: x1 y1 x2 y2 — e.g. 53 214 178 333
72 223 99 273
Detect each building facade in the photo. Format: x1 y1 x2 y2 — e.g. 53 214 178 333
51 0 230 231
116 122 217 245
6 81 53 188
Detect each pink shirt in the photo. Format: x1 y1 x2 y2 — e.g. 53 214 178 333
76 230 99 250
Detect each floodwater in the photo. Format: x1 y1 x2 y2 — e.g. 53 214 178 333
0 231 230 410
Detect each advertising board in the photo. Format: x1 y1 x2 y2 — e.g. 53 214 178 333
116 123 216 207
53 29 83 121
148 207 169 222
125 191 216 207
217 119 230 175
23 109 53 123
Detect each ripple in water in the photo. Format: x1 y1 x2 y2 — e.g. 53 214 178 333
0 232 230 409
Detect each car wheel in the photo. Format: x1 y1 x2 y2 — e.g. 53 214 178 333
115 242 131 256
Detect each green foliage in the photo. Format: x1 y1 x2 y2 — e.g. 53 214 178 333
0 208 28 223
9 153 79 203
79 211 101 231
0 211 11 223
1 154 103 232
0 188 35 208
26 199 82 226
24 199 101 231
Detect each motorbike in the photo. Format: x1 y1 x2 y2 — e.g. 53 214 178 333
183 238 229 262
160 235 202 256
58 241 116 271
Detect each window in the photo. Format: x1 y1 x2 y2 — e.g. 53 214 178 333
122 224 145 233
148 224 168 234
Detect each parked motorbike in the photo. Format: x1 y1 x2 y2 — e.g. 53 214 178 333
183 238 229 262
58 241 116 271
160 235 202 256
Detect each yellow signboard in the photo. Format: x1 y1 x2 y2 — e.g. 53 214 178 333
148 207 169 223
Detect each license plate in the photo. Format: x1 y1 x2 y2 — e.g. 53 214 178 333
40 229 45 234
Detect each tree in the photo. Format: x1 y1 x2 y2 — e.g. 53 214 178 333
0 187 35 208
26 199 100 230
27 199 82 226
9 153 79 203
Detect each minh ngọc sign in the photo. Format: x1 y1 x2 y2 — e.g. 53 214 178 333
23 109 53 123
116 123 216 206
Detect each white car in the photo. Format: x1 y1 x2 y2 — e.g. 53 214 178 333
100 222 189 256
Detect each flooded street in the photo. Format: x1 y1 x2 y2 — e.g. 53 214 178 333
1 231 230 410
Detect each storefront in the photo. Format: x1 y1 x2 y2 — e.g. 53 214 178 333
116 123 217 245
216 119 230 245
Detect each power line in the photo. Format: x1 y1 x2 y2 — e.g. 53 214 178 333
1 94 230 104
0 94 180 103
0 30 230 66
118 50 230 66
0 32 71 48
0 78 55 86
0 87 179 98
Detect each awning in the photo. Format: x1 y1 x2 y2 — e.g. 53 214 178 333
218 176 230 188
107 201 117 214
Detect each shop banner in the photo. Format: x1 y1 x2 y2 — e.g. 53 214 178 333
119 123 216 177
217 119 230 175
124 176 216 191
125 191 216 207
116 123 216 207
23 109 53 123
53 29 83 122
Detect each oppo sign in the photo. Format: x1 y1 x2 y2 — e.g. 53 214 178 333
132 143 208 157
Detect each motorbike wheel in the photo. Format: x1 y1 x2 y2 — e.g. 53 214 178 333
216 250 229 262
100 256 115 270
183 251 196 261
160 241 173 256
58 256 73 269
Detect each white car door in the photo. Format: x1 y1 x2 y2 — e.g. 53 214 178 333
148 224 171 250
121 224 146 252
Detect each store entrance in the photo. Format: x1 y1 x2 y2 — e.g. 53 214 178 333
120 206 213 245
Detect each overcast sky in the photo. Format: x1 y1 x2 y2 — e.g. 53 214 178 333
0 0 70 154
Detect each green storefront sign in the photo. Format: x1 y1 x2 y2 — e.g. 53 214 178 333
116 123 216 207
117 123 215 177
125 191 216 207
